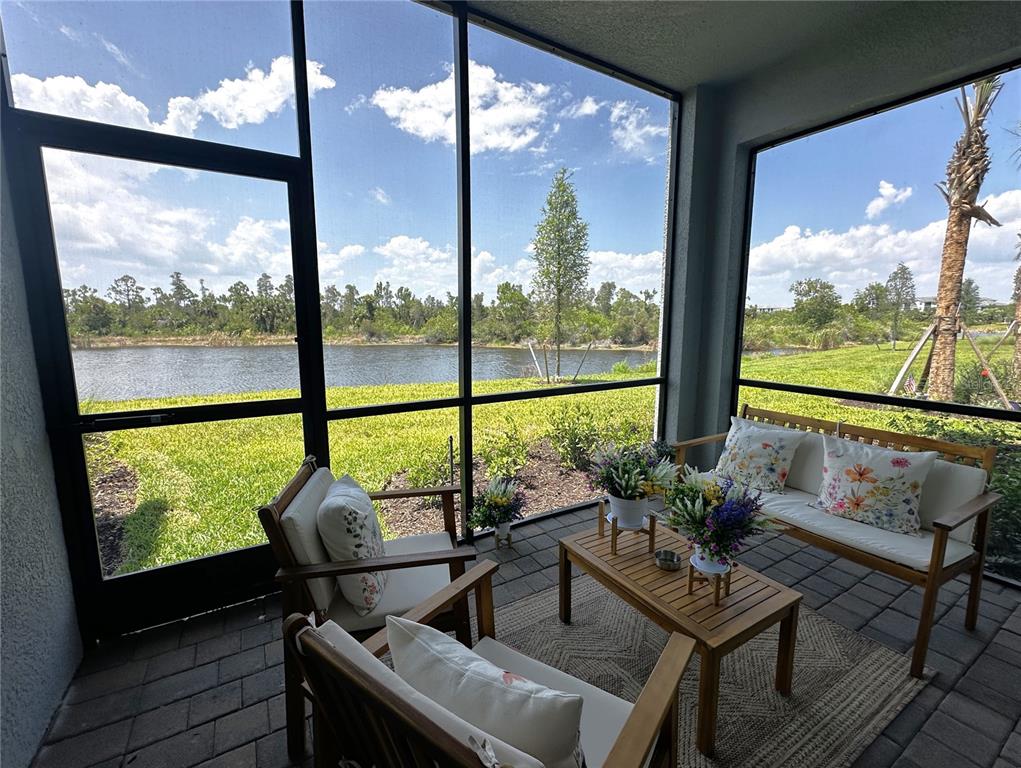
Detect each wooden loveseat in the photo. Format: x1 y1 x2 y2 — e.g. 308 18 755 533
673 405 1002 678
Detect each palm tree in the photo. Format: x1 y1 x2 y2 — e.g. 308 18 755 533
926 77 1003 402
1014 233 1021 388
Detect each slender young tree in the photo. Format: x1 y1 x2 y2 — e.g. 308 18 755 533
531 167 590 379
885 262 916 349
927 77 1003 401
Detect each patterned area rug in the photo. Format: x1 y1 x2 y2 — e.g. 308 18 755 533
494 576 925 767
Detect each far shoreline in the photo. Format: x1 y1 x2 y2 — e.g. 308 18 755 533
69 334 659 353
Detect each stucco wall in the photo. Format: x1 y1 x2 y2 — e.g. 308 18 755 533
1 156 82 767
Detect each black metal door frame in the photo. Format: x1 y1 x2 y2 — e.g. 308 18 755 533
1 0 682 641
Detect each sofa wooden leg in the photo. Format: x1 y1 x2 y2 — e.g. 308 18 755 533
285 642 307 760
965 564 982 631
966 512 990 631
911 581 940 679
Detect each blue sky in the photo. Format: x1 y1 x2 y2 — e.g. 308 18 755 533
750 70 1020 306
2 0 671 305
3 0 1018 308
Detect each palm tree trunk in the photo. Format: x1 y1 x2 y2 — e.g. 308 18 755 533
928 206 971 401
1013 274 1021 392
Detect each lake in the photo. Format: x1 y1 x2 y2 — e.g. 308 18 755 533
71 344 657 401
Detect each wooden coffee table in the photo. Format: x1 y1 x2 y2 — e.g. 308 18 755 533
558 520 801 757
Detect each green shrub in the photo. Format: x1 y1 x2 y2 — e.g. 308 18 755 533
954 360 1018 406
547 401 601 469
477 417 529 479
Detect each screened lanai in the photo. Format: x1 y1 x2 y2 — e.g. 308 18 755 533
2 3 1021 768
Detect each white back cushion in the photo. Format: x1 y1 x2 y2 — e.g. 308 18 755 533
279 466 335 612
314 621 542 768
388 615 585 768
786 431 826 495
919 459 987 542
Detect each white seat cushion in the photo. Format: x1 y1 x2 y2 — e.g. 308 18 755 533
759 488 974 572
279 467 336 613
473 637 634 768
313 621 542 768
325 532 453 632
389 618 585 768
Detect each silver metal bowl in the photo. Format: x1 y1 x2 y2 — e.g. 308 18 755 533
655 548 684 571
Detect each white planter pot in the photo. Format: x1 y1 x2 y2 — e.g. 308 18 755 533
607 495 648 530
496 521 511 537
691 544 730 574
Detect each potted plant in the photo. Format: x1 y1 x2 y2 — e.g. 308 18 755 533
644 440 677 514
468 477 525 537
591 444 674 529
666 466 769 572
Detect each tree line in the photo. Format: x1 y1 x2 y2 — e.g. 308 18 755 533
64 167 661 351
62 271 661 347
743 261 1014 352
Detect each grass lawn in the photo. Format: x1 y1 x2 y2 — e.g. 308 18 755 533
85 341 1021 579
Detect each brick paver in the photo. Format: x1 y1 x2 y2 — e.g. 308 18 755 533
30 508 1021 768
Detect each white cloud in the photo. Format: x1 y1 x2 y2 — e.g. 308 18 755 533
865 180 913 220
11 56 334 138
345 94 368 114
368 236 535 299
370 60 550 154
13 74 157 131
41 149 216 286
190 57 335 130
59 24 83 42
749 188 1021 305
608 101 668 160
371 236 457 298
319 243 364 281
96 34 136 74
561 95 603 118
369 187 391 205
206 217 292 277
587 250 664 296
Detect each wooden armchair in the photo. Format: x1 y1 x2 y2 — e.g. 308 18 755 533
285 561 696 768
258 455 478 760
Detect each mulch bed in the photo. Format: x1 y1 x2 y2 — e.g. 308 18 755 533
378 439 596 539
91 462 138 576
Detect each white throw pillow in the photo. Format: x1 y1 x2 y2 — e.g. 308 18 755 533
387 615 585 768
314 621 543 768
714 416 808 493
816 436 937 536
316 475 388 616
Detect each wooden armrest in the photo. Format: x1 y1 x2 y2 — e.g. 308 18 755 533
603 633 695 768
275 546 477 582
672 432 728 466
932 491 1002 531
368 484 460 501
671 432 728 450
363 560 499 657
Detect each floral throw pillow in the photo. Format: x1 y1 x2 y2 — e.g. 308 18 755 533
714 417 807 494
816 436 937 535
316 475 389 616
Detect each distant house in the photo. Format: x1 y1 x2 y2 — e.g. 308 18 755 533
914 295 1005 312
